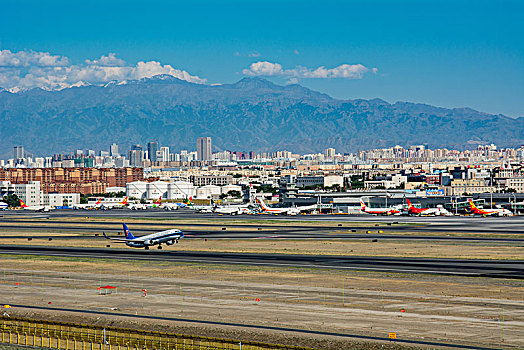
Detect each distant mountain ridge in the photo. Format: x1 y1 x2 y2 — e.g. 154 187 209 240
0 76 522 159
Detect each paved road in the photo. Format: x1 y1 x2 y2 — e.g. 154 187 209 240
2 209 523 234
1 223 522 242
1 245 522 278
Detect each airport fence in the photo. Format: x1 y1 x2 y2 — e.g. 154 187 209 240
0 316 316 350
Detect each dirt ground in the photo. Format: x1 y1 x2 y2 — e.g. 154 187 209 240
1 217 523 349
1 256 522 350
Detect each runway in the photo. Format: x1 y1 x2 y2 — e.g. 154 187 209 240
2 209 524 234
1 245 522 278
1 217 523 242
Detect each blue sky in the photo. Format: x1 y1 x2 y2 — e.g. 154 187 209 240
1 0 522 116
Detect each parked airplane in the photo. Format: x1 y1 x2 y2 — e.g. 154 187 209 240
468 199 513 216
214 203 252 215
19 199 53 212
100 197 128 210
360 199 400 215
73 198 103 210
129 197 163 210
406 199 453 216
186 197 216 212
0 202 8 210
103 223 184 249
255 197 300 215
162 198 191 210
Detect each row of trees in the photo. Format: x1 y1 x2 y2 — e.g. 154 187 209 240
2 194 20 207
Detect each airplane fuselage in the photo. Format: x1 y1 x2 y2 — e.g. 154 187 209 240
125 229 184 248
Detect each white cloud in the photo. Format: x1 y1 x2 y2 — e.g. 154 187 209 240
243 61 376 80
0 49 69 67
0 49 206 91
242 61 284 76
85 53 126 67
248 51 261 57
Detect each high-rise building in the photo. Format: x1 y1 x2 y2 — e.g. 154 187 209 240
13 146 24 160
148 141 159 162
197 137 212 161
128 144 144 167
324 148 336 158
159 146 170 162
110 143 119 157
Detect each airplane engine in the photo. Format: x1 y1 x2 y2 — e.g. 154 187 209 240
166 240 174 246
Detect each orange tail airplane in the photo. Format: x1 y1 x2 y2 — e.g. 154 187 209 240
468 199 512 216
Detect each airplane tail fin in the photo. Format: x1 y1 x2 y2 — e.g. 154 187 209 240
121 197 128 205
406 198 413 209
95 198 102 205
468 199 477 211
256 197 268 210
122 223 135 239
359 199 366 210
154 196 162 205
19 199 28 208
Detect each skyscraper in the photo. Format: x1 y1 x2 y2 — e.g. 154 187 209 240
148 141 159 162
159 146 170 162
13 146 24 160
128 144 144 167
197 137 212 161
110 143 119 157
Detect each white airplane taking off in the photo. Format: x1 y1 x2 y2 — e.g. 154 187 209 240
103 223 184 250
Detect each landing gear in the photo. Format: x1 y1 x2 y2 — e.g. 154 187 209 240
157 245 162 250
144 246 149 250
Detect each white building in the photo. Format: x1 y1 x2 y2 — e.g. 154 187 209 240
323 175 344 187
42 193 80 207
168 181 196 200
0 181 42 206
506 177 524 193
126 181 148 200
221 184 243 195
146 181 169 199
196 185 221 199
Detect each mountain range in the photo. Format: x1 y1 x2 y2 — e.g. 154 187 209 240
0 75 522 159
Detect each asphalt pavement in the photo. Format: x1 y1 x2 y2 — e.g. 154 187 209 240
1 208 524 234
0 245 522 278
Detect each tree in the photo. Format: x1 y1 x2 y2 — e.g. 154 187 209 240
79 194 89 204
2 194 20 208
228 190 242 198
